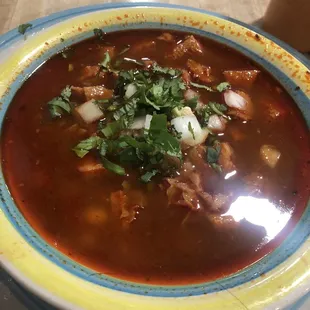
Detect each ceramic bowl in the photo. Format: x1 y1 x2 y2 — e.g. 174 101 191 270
0 3 309 310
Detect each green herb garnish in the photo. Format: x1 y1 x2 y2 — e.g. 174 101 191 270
18 23 32 35
190 82 214 92
72 136 102 158
206 138 222 173
188 122 195 140
99 51 111 71
93 28 105 40
47 86 72 118
216 82 231 92
197 102 228 126
140 169 159 183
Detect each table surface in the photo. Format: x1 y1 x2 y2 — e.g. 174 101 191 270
0 0 309 309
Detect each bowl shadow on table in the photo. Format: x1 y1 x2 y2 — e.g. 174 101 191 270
0 267 55 310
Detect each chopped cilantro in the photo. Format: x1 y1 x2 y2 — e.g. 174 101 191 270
188 122 195 140
47 86 72 118
148 115 182 159
72 136 102 158
99 51 111 71
93 28 105 40
206 138 222 173
216 82 231 92
190 82 214 92
152 64 181 76
140 169 159 183
18 23 32 35
101 157 125 175
197 102 228 126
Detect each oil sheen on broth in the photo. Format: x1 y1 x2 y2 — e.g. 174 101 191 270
1 30 309 284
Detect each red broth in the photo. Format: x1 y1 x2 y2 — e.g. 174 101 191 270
1 30 309 284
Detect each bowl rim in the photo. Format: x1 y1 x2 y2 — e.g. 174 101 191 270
0 2 309 309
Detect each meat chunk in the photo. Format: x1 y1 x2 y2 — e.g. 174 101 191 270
187 59 215 84
110 190 145 225
218 142 236 173
72 85 113 102
166 158 231 213
131 40 156 53
157 32 175 42
187 145 208 169
80 65 100 80
223 70 260 89
77 156 105 173
171 35 203 59
71 86 85 101
84 86 113 101
166 178 200 210
182 70 191 85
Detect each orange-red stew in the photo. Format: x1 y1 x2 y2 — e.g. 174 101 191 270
2 30 309 284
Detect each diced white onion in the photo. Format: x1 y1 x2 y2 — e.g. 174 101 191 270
260 145 281 168
75 100 104 124
145 114 152 130
184 89 198 101
208 115 227 132
171 115 208 146
129 116 146 130
129 114 153 130
224 90 247 110
125 83 137 99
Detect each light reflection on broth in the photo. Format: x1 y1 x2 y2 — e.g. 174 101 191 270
224 196 291 242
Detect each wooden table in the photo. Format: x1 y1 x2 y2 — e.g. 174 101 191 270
0 0 270 34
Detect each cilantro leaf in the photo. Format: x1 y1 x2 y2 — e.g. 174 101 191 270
206 139 222 173
61 86 71 101
152 64 181 76
99 51 111 71
72 136 102 158
216 82 231 92
207 145 221 164
101 116 131 138
188 122 195 140
209 102 227 116
93 28 105 40
140 169 159 183
148 114 182 159
113 101 137 121
101 157 125 175
47 86 72 118
190 82 215 92
18 23 32 35
197 102 228 126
